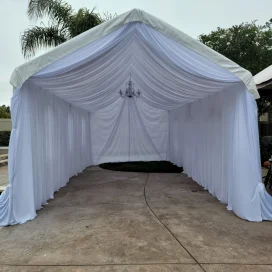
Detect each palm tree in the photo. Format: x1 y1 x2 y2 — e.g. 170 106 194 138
21 0 114 58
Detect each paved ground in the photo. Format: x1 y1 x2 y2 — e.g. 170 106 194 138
0 166 272 272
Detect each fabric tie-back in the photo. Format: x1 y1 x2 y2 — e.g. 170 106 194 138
1 22 272 225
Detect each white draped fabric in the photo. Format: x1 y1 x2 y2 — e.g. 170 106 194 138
90 98 169 164
1 20 272 225
169 86 272 221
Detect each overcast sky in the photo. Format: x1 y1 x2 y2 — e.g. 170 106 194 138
0 0 271 105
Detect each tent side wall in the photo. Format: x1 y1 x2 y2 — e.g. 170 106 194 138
0 84 92 225
169 86 264 221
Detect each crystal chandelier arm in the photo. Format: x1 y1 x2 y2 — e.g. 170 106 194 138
119 74 141 98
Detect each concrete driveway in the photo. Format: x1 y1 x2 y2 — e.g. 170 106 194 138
0 166 272 272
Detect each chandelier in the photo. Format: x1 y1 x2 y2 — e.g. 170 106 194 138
119 73 141 98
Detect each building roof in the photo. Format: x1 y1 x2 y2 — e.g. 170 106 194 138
254 65 272 92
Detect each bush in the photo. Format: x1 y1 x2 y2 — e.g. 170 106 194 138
0 131 11 146
260 136 272 164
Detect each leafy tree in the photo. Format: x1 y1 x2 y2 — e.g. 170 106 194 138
199 20 272 116
21 0 115 58
0 105 11 119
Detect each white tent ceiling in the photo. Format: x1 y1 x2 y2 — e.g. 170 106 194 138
10 9 259 99
0 9 271 226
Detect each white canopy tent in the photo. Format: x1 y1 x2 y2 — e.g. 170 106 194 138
1 9 272 226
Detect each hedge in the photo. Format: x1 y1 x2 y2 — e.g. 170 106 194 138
0 131 11 146
260 136 272 164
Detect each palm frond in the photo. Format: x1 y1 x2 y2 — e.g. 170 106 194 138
21 25 67 58
23 1 115 59
69 8 103 37
27 0 73 26
101 11 117 22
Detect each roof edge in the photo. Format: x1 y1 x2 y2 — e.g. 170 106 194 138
254 65 272 86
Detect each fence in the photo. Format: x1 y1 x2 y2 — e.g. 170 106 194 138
0 119 11 132
259 123 272 137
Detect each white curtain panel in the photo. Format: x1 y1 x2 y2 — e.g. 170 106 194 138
1 22 271 225
0 84 92 225
169 86 272 221
90 98 169 164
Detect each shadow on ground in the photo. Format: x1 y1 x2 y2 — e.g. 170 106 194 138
99 161 183 173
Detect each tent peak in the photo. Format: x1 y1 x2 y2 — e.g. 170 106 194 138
10 8 259 99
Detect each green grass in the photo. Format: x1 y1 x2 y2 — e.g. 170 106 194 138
99 161 183 173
